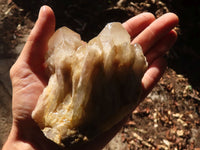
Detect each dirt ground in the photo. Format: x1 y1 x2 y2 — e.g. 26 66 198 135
0 0 200 149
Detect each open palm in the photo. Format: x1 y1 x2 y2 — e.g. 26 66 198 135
4 5 178 150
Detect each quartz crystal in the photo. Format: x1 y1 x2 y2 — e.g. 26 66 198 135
32 22 148 147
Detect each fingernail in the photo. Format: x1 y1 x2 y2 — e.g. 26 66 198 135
39 5 46 17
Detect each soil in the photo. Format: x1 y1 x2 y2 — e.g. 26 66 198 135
0 0 200 149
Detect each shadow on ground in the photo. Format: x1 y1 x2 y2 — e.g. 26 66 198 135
167 0 200 91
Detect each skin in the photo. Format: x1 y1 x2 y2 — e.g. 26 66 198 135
3 5 179 150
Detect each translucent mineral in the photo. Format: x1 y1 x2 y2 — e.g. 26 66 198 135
32 22 148 147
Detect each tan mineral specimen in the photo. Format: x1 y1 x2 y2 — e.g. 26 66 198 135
32 22 148 148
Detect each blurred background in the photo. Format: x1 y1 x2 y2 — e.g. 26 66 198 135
0 0 200 149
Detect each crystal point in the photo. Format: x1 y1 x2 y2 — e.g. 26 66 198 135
32 22 148 148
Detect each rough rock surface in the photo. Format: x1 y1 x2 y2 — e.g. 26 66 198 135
32 22 147 147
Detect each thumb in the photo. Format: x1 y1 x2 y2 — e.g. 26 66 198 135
19 5 55 66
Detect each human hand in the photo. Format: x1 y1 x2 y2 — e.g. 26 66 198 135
3 6 61 150
123 12 178 99
79 11 179 150
3 5 178 150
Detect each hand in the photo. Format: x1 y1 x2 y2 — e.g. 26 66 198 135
3 6 60 150
78 12 179 150
123 12 178 99
3 5 178 150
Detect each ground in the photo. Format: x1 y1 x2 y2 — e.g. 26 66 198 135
0 0 200 149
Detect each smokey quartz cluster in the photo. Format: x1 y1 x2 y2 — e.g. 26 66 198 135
32 22 148 147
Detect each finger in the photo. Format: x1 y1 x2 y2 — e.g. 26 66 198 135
19 5 55 67
123 12 155 39
141 57 167 99
132 13 179 54
146 29 177 65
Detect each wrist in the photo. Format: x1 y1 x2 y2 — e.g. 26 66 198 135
3 126 35 150
3 123 62 150
3 139 35 150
